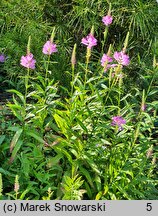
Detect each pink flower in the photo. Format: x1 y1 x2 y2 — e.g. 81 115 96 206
110 64 119 68
20 53 36 69
111 116 126 131
81 34 97 49
113 51 130 66
14 181 20 193
42 41 58 55
102 15 113 26
101 54 119 72
101 54 113 67
103 64 119 72
0 54 6 62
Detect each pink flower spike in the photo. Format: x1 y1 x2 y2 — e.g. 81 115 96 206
111 116 126 131
101 54 113 67
102 15 113 26
81 34 97 49
141 104 146 112
0 54 6 62
42 41 58 55
20 53 36 69
114 51 130 66
101 53 118 72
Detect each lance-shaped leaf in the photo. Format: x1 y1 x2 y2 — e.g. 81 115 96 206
10 128 23 153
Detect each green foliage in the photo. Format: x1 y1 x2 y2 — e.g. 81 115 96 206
61 175 86 200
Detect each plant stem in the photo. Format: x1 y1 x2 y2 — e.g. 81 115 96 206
24 67 30 107
101 27 108 54
71 64 75 96
118 75 123 115
45 55 51 86
84 48 91 88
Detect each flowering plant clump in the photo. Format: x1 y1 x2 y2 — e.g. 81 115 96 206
113 51 130 66
42 40 58 55
3 3 157 201
81 33 97 49
20 53 36 69
102 15 113 26
0 54 6 62
111 116 126 131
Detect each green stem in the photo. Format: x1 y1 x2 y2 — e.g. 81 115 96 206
131 122 140 147
101 27 108 54
45 55 51 86
118 75 123 115
24 67 30 108
104 65 121 105
84 48 91 88
146 69 157 100
71 64 75 96
15 192 18 200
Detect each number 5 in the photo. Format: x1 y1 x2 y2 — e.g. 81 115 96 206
146 203 152 211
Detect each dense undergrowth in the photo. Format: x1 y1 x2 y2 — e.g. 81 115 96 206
0 0 158 200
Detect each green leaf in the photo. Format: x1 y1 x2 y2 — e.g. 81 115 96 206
95 175 102 192
0 135 5 145
101 84 108 89
10 128 23 153
25 130 45 144
55 147 73 164
7 89 25 104
19 188 30 200
53 113 69 137
7 126 21 132
109 192 117 200
103 185 109 195
70 149 78 158
148 89 158 96
83 155 100 175
47 154 63 167
86 76 99 83
95 191 103 200
79 166 94 188
47 122 61 133
21 156 30 177
10 140 23 163
84 182 93 199
113 183 132 200
0 168 12 176
76 117 88 133
7 103 24 122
